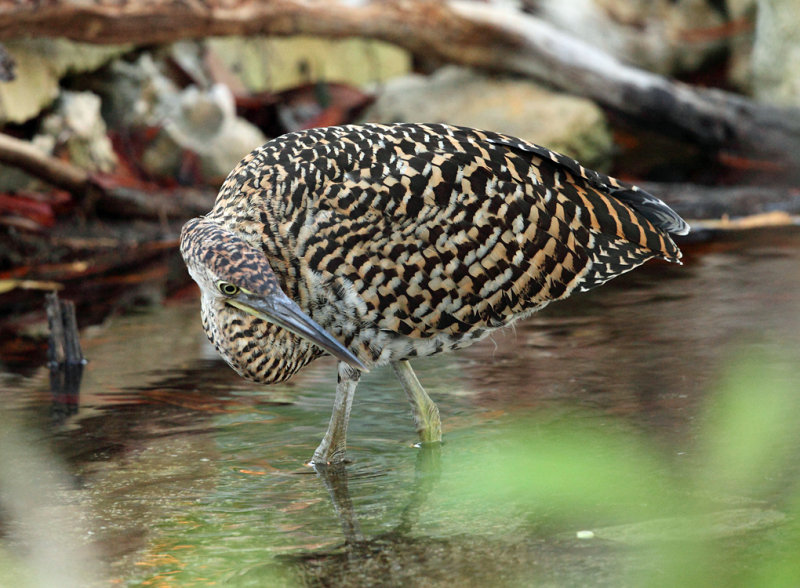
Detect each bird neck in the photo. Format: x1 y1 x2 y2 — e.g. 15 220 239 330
200 295 322 384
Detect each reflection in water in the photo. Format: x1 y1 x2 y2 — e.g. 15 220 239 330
0 230 799 585
290 446 500 587
314 464 366 544
49 361 81 424
311 443 442 547
293 444 560 587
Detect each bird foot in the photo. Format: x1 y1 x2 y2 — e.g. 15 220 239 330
309 456 352 468
310 442 350 467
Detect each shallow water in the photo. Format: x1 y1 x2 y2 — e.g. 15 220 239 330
2 229 800 587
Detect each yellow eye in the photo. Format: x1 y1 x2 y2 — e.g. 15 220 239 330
217 281 239 296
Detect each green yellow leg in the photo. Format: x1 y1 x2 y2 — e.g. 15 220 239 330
312 363 360 465
392 360 442 444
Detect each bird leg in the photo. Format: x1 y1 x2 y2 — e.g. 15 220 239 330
313 463 364 545
312 362 361 465
392 360 442 444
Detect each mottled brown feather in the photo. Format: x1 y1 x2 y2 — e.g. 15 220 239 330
183 123 688 381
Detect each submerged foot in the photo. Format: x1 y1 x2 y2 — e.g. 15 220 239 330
311 439 349 466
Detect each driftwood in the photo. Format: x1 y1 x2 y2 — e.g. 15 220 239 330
0 132 215 221
1 0 800 165
93 183 215 221
46 291 83 368
2 133 799 228
0 132 89 194
644 183 800 222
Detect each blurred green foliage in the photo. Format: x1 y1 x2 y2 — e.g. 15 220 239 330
439 349 800 587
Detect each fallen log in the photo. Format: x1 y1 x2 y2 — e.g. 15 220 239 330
643 183 800 221
92 181 215 221
0 132 89 194
1 0 799 165
0 132 215 221
3 130 799 230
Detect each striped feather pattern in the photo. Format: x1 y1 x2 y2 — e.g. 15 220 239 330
185 123 687 381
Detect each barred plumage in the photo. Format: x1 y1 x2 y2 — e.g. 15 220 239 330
180 123 688 464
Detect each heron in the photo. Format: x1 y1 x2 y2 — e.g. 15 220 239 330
180 123 689 465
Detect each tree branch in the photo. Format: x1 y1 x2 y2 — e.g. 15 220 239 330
0 132 214 220
0 133 89 194
643 183 800 221
1 0 798 163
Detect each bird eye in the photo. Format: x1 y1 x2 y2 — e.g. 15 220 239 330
217 281 239 296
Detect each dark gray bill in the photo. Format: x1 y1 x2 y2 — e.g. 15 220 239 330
228 291 368 372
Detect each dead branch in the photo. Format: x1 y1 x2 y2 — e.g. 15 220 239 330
46 291 84 421
643 183 800 221
1 0 799 163
0 132 89 194
0 132 214 220
94 184 215 220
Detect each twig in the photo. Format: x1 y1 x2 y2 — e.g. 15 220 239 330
0 133 215 219
642 183 800 220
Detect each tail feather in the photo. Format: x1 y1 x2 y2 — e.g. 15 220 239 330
483 130 690 243
609 186 690 236
576 182 684 264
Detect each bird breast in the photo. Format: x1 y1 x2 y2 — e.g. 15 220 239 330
200 295 322 384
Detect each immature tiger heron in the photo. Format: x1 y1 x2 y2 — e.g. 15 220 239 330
180 123 689 465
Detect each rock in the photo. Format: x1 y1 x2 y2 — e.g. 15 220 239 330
142 84 266 181
167 40 212 88
88 47 266 182
205 35 411 94
359 66 612 168
39 91 118 173
90 42 214 131
0 39 131 124
90 52 181 131
726 0 758 92
751 0 800 106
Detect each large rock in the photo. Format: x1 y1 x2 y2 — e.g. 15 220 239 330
142 84 266 181
205 35 411 93
88 48 266 182
0 39 130 124
751 0 800 106
360 66 612 168
39 91 118 173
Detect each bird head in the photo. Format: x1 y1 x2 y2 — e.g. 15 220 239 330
180 217 366 372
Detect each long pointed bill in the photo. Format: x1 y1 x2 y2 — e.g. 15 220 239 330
228 291 368 372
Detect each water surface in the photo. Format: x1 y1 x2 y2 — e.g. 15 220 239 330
2 229 800 586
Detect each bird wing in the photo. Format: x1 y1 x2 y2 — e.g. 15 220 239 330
296 123 681 339
480 133 690 236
